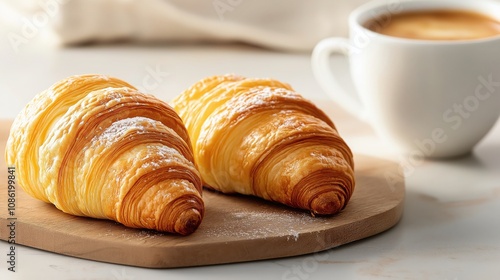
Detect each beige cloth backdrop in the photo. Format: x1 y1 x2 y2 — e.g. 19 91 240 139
3 0 372 52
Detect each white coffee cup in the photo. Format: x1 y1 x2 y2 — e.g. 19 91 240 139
312 0 500 158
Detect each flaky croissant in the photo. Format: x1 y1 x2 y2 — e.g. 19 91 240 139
5 74 204 235
172 75 355 215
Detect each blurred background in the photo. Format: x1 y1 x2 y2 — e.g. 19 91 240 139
0 0 371 120
0 0 372 52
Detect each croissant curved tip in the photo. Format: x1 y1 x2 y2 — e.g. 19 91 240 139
174 208 203 235
309 191 345 216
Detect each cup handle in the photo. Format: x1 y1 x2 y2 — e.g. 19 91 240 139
312 38 367 120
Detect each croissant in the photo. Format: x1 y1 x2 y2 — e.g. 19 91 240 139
172 75 355 215
5 74 204 235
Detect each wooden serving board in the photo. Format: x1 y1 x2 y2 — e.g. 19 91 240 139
0 119 405 268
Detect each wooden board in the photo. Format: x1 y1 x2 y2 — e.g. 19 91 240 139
0 119 405 268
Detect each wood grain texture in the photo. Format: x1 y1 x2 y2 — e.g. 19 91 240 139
0 119 405 268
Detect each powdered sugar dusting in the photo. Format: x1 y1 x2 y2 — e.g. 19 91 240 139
139 145 182 170
97 222 166 240
202 208 320 241
94 201 329 242
91 117 159 148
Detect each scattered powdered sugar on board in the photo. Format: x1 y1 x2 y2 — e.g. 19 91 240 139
202 208 321 242
97 222 166 240
93 193 332 242
92 207 331 242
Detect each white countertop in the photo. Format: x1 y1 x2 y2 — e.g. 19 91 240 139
1 38 500 279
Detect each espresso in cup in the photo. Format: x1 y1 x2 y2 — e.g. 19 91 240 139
312 0 500 158
365 9 500 40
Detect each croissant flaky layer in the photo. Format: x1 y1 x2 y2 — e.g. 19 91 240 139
5 74 204 235
172 75 355 215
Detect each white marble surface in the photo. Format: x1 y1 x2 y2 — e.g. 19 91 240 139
1 35 500 280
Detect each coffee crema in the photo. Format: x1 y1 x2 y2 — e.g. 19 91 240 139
365 10 500 40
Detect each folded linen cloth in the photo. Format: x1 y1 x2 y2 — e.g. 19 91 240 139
5 0 371 52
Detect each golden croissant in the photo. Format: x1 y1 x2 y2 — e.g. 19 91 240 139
172 75 355 215
5 74 204 235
